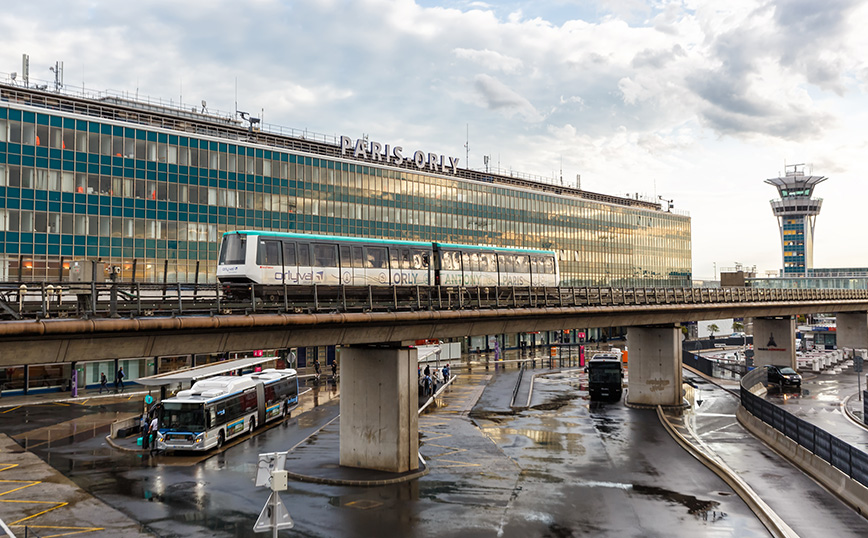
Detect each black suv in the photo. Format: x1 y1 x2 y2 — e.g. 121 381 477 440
764 365 802 390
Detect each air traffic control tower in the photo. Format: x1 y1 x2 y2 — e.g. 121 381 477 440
765 164 827 277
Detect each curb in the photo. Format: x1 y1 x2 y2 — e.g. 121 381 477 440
657 405 797 538
284 459 430 487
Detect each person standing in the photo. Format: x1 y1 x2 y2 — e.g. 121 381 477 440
149 415 159 454
331 360 337 381
116 366 125 393
99 372 108 394
314 358 321 383
141 413 150 450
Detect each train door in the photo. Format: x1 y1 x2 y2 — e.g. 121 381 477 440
351 246 365 285
313 243 340 284
297 243 313 284
438 249 463 286
282 242 299 284
364 246 389 285
257 238 283 284
339 245 353 285
478 251 498 286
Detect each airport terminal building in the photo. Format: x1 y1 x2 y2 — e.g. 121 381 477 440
0 81 691 287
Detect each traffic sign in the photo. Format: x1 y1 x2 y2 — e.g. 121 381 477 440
253 491 293 532
255 452 287 487
856 355 864 373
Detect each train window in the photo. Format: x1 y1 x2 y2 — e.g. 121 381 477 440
401 248 411 269
480 253 496 272
515 255 528 273
314 244 338 267
367 246 387 269
499 254 514 273
544 257 555 274
411 249 428 269
469 253 480 272
442 251 460 271
352 246 364 268
257 240 282 266
219 234 246 264
339 245 351 268
530 256 539 274
283 242 297 266
298 243 311 266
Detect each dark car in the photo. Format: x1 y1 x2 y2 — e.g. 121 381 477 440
764 365 802 389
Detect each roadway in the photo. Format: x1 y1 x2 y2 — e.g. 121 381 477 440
0 357 867 536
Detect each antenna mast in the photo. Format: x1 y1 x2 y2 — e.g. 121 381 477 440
464 124 469 169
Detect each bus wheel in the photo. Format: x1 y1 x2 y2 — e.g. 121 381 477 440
217 431 225 449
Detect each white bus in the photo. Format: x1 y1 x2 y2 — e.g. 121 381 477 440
155 369 298 452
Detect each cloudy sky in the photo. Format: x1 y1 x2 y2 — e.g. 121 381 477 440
3 0 867 280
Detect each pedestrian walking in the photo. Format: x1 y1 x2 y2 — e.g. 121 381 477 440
314 358 321 384
99 372 108 394
116 366 125 393
331 361 337 381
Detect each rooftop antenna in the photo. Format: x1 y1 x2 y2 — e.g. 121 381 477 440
49 61 63 92
483 155 490 173
464 124 469 169
559 156 563 185
576 174 581 190
21 53 29 88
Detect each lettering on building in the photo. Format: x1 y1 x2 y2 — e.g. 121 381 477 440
339 136 460 174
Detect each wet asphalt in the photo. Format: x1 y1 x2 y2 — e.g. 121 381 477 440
2 357 866 536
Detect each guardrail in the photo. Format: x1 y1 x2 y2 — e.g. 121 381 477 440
740 368 868 488
0 282 866 321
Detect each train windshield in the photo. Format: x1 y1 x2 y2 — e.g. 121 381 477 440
219 234 247 265
161 402 206 432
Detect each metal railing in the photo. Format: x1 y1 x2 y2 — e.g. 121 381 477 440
740 368 868 488
1 282 867 321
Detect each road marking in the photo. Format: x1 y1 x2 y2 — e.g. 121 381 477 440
1 406 21 414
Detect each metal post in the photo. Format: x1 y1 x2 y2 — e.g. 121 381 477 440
131 259 137 283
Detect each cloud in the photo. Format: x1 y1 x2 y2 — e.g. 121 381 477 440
453 48 524 74
473 74 543 121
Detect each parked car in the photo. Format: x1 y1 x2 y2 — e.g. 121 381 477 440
764 365 802 390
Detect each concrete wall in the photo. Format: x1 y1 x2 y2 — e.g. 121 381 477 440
752 317 795 368
339 346 418 473
626 326 682 406
837 312 868 350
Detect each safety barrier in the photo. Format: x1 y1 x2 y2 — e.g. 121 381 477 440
740 368 868 488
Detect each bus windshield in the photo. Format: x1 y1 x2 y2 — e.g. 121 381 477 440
589 364 622 384
219 234 247 265
161 402 206 432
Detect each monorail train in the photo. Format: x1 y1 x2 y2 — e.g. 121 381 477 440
217 231 559 288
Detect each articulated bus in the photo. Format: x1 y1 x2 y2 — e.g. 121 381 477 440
216 230 559 293
155 369 298 452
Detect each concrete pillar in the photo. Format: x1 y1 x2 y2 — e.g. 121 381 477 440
626 325 682 406
836 312 868 351
752 317 796 368
340 346 419 473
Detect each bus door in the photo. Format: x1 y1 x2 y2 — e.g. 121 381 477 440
255 381 266 426
257 239 283 284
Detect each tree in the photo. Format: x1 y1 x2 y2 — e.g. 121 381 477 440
732 321 744 333
707 323 719 339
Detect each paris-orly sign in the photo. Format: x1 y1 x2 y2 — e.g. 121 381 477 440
340 136 460 174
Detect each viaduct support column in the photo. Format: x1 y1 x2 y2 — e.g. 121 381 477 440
339 346 419 473
836 312 868 352
752 317 796 368
626 325 682 407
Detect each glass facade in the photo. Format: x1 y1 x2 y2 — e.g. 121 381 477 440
0 86 691 286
